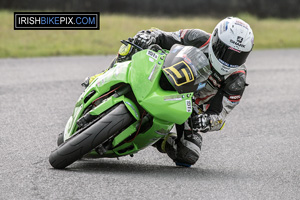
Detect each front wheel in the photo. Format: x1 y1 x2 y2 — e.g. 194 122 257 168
49 104 133 169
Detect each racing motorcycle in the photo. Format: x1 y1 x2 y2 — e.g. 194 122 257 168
49 40 211 169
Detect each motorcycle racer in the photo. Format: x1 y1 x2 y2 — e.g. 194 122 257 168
86 17 254 167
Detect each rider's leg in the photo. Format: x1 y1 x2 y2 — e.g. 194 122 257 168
155 122 202 167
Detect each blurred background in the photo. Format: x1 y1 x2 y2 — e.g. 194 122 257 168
0 0 300 58
2 0 300 18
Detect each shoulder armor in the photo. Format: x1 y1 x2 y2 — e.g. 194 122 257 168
180 29 211 48
223 70 247 102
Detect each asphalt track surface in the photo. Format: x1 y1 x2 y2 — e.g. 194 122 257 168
1 49 300 200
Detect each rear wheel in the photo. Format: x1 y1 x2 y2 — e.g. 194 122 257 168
49 104 133 169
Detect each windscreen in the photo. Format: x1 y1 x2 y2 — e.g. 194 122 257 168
162 44 212 93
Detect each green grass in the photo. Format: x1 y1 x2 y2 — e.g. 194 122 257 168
0 11 300 58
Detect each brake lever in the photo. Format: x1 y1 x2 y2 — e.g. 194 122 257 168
121 40 143 51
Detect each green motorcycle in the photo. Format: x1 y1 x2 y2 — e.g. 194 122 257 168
49 40 211 169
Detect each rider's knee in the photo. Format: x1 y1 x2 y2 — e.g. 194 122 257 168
175 131 202 165
158 130 202 166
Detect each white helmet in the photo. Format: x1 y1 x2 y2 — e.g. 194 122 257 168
208 17 254 75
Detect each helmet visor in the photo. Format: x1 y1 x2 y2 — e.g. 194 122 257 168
212 32 250 68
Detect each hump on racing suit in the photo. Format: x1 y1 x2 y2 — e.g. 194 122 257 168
149 28 211 50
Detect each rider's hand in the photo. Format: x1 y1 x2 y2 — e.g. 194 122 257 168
133 30 156 49
191 114 211 133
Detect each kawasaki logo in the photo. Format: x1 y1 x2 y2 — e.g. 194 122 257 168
230 39 245 48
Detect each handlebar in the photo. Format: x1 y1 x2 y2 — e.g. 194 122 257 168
121 40 143 51
121 40 167 54
148 44 167 54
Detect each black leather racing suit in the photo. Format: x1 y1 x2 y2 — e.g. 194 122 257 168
145 28 247 132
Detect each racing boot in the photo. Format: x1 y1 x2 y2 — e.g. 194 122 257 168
156 130 202 167
174 130 202 167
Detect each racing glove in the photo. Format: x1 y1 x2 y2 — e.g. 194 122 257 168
191 114 211 133
133 30 156 49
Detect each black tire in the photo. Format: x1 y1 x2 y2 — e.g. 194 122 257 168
49 104 133 169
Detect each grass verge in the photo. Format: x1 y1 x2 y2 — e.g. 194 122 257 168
0 11 300 58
